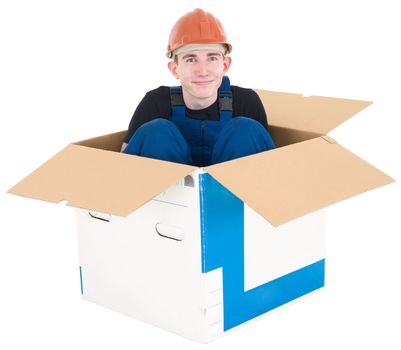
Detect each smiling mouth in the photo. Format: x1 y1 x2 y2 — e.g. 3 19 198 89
193 80 214 86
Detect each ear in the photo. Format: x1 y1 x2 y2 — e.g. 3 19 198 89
223 56 232 74
167 61 179 79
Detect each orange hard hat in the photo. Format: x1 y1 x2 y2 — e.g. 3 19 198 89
166 8 232 58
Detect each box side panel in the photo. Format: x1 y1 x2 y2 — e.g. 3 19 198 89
76 171 206 342
244 207 326 291
199 174 324 333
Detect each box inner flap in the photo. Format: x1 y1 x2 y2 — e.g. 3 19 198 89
8 144 196 216
74 130 126 152
256 89 372 135
206 137 394 226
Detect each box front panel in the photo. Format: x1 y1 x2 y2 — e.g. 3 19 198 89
76 171 207 342
200 173 325 333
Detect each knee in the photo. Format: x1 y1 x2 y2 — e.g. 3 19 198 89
212 117 276 164
135 118 176 138
124 118 191 164
221 117 270 140
227 117 265 132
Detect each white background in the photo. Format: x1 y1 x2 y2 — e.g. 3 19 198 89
1 0 400 349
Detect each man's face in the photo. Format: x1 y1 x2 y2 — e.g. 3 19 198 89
168 49 231 104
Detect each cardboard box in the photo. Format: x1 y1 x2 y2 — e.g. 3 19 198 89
8 89 394 343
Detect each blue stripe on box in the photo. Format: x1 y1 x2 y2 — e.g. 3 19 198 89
199 173 325 331
79 266 84 295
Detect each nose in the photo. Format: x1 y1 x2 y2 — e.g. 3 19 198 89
196 60 209 76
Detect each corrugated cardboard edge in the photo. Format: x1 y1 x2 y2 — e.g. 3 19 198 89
256 89 372 135
8 144 197 217
206 136 394 226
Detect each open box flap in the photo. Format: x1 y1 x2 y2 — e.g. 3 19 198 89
8 144 196 216
256 89 372 135
205 137 394 227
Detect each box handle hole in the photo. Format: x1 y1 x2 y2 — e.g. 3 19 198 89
88 211 111 222
155 223 184 241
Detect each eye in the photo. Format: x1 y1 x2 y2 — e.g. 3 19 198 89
186 57 196 63
208 56 219 61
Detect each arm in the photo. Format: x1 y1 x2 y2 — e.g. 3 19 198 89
121 87 170 153
251 89 269 130
232 86 269 130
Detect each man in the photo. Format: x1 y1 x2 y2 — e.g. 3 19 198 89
121 8 275 166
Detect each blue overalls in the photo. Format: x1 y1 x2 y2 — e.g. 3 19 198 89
124 76 275 166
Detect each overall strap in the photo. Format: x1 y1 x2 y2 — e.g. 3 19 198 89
169 85 186 122
169 76 233 118
218 76 233 122
170 85 185 107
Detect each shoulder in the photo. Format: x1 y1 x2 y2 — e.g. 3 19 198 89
231 85 261 102
138 86 171 114
143 86 170 100
231 85 264 107
230 85 267 124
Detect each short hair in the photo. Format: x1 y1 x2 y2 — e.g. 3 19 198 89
173 52 226 64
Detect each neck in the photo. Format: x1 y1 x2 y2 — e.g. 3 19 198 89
182 90 217 110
